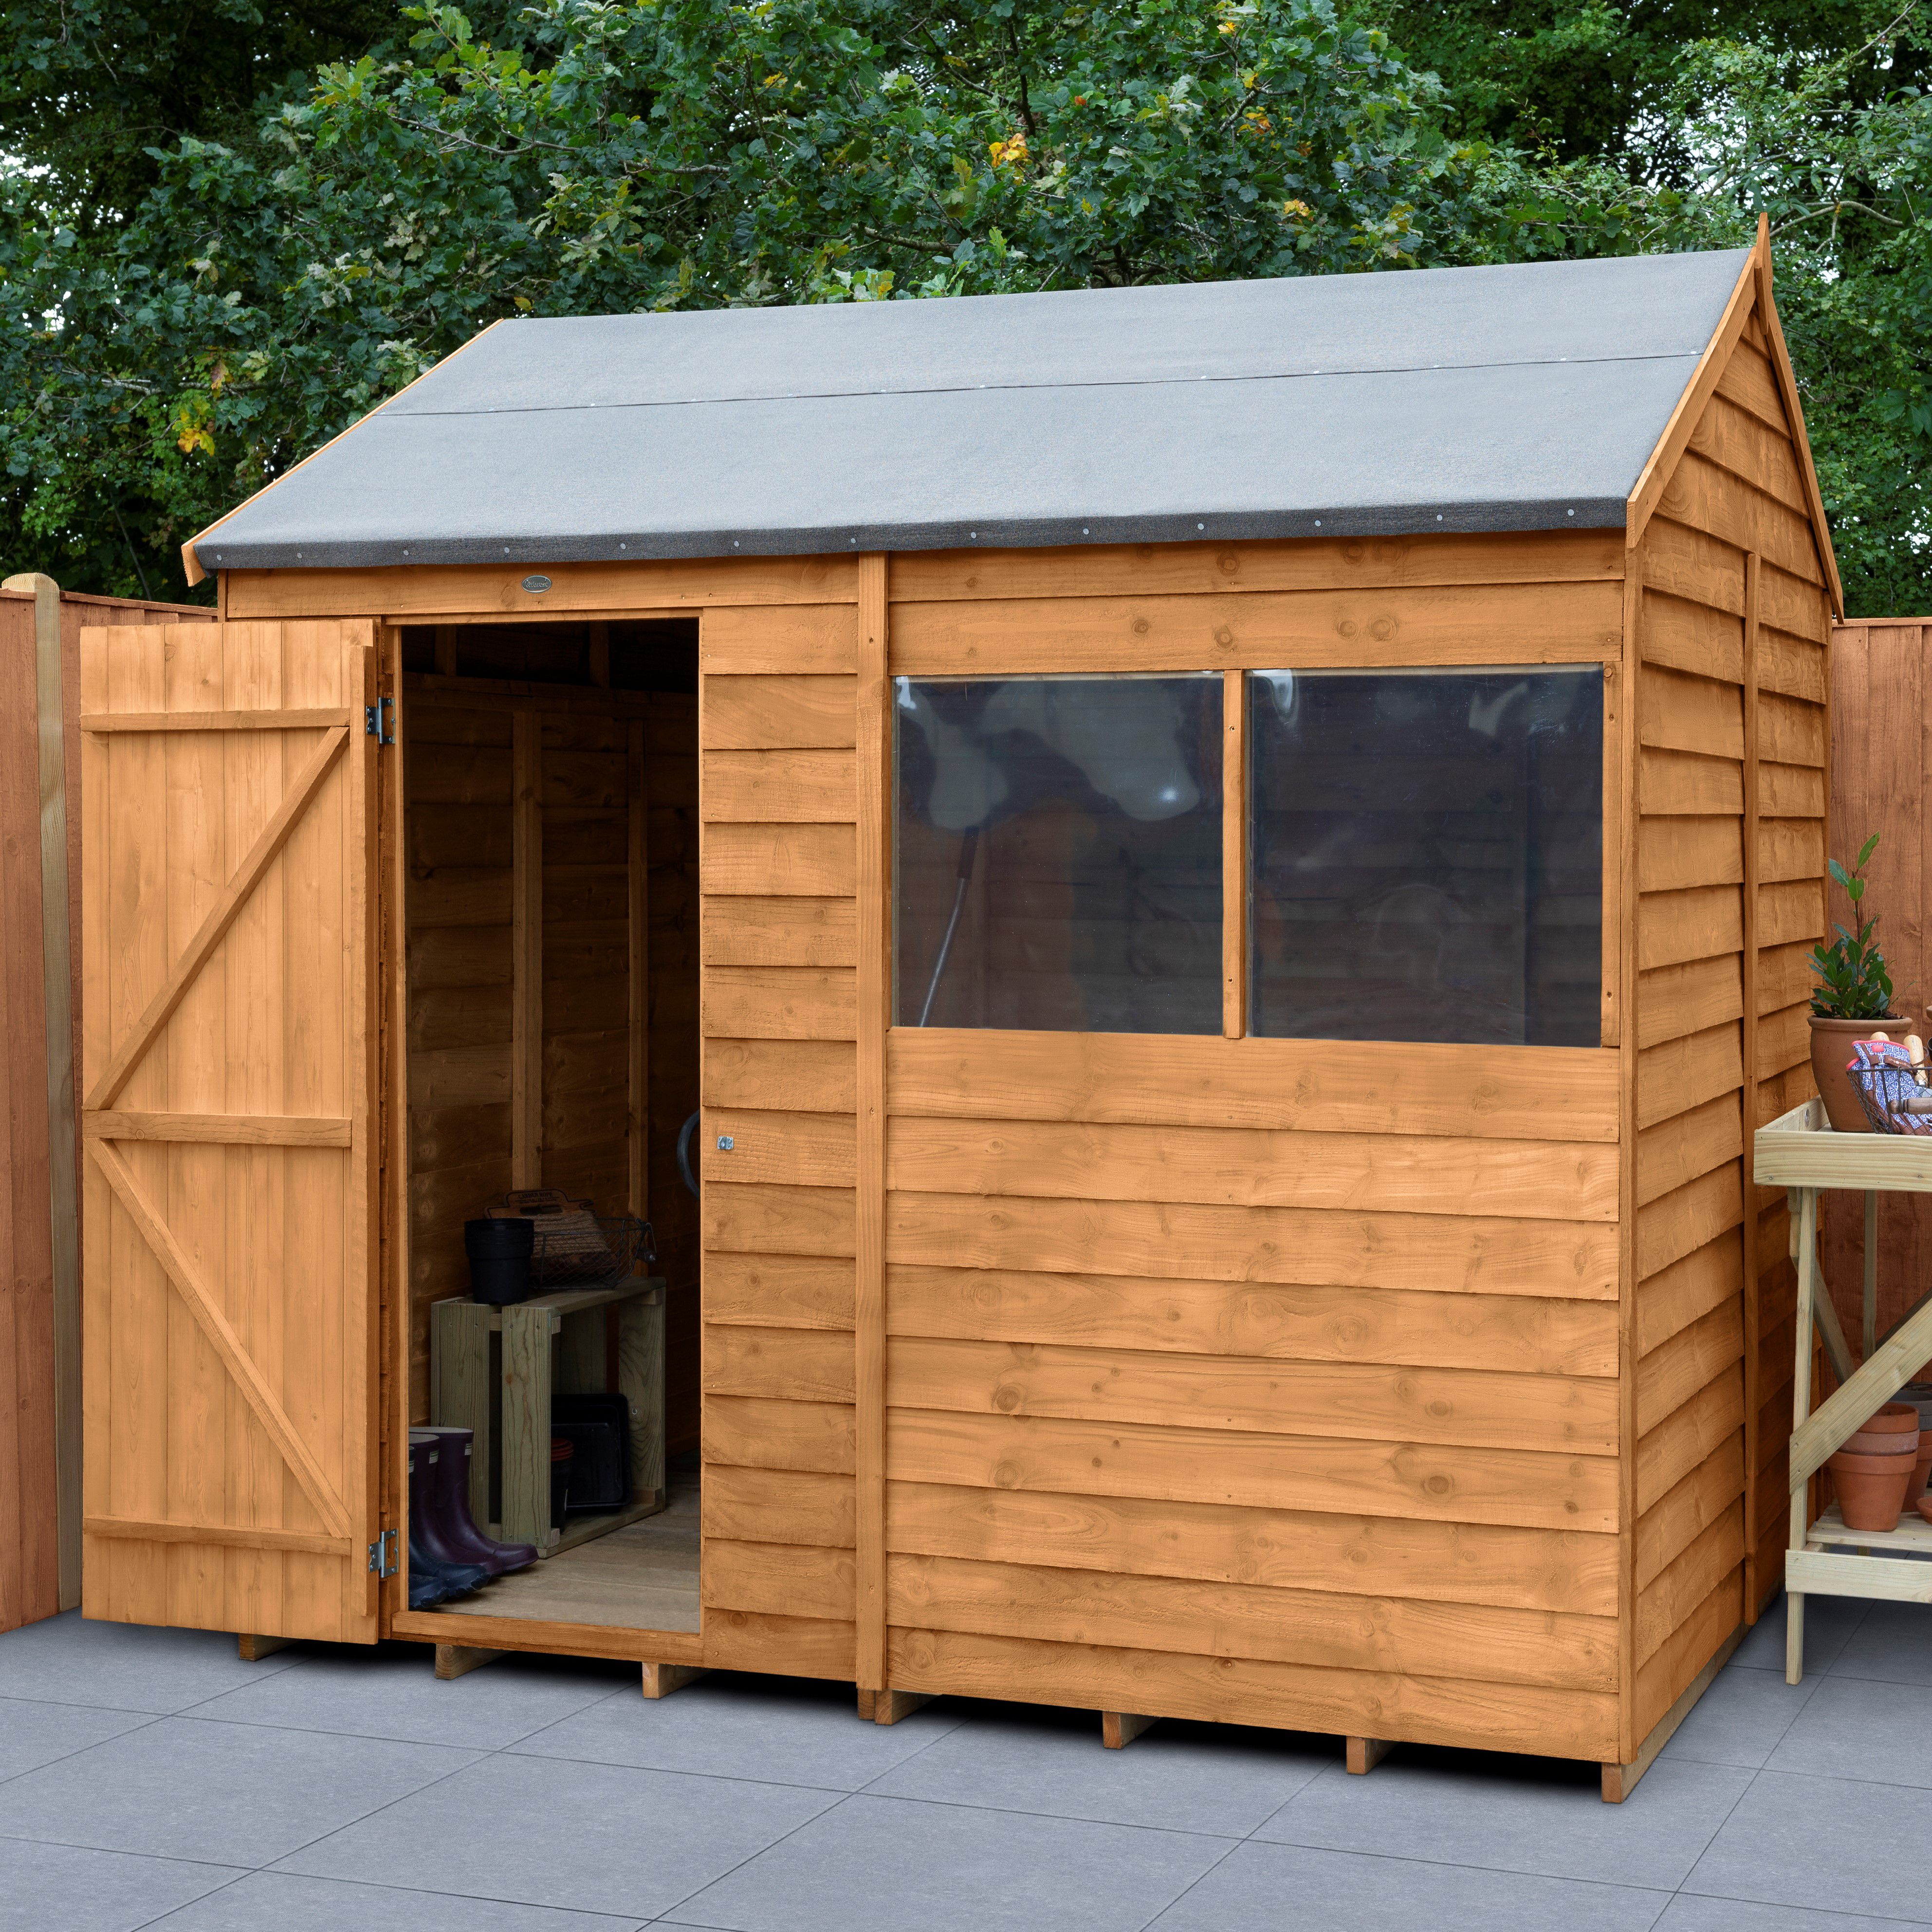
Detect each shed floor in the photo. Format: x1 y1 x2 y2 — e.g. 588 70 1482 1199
438 1459 700 1634
0 1591 1914 1930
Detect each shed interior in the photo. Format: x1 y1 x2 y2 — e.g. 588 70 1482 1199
394 616 701 1638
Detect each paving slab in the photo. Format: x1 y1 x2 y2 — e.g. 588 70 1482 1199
278 1749 837 1920
1684 1768 1932 1923
1144 1839 1671 1932
142 1870 648 1932
865 1705 1330 1835
0 1716 475 1867
0 1698 155 1783
669 1792 1231 1932
510 1672 960 1790
1254 1754 1752 1890
0 1613 297 1715
190 1647 627 1750
0 1838 244 1932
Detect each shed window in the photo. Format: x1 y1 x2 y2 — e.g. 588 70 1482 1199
1248 667 1603 1045
894 675 1222 1032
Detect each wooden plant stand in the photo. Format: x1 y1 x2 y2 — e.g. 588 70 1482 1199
431 1276 666 1556
1755 1100 1932 1681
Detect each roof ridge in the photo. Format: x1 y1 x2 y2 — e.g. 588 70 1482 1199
390 349 1703 420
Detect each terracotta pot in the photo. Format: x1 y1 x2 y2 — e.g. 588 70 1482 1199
1840 1428 1918 1457
1918 1495 1932 1526
1908 1439 1932 1508
1863 1403 1921 1433
1810 1015 1915 1132
1827 1447 1916 1531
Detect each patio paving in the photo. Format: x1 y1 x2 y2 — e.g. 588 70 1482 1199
0 1591 1927 1931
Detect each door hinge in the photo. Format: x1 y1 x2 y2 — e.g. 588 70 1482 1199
368 1529 398 1579
365 698 394 744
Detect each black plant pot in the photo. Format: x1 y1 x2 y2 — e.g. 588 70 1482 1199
464 1216 534 1305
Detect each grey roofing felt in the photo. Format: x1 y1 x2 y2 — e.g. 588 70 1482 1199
194 247 1752 572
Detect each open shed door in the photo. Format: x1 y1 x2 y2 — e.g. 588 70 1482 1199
78 619 383 1642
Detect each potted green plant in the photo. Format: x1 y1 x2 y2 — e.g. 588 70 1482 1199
1809 834 1910 1132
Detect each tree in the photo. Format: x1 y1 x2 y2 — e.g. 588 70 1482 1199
1 0 1497 599
2 0 1929 613
0 0 400 226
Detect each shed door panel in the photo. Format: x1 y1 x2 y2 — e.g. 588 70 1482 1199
80 620 381 1642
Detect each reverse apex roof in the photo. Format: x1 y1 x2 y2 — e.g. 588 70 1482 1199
192 247 1756 575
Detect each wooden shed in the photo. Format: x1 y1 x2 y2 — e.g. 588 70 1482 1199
78 221 1838 1795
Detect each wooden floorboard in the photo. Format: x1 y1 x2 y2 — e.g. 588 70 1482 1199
436 1468 699 1634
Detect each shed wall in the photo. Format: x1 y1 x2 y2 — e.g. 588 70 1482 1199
699 603 861 1679
867 542 1629 1761
1630 301 1831 1734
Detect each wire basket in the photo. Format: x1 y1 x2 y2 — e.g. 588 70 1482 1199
532 1214 655 1289
488 1190 657 1289
1850 1060 1932 1136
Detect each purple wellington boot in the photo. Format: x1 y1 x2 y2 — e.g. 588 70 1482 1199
421 1425 538 1574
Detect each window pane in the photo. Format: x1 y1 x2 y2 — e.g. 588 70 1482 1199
1249 667 1603 1045
895 676 1222 1033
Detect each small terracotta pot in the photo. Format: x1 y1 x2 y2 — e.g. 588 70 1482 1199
1908 1439 1932 1507
1863 1403 1921 1433
1840 1428 1918 1457
1918 1495 1932 1526
1810 1014 1915 1133
1828 1447 1916 1531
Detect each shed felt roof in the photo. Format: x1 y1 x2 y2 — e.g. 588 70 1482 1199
194 247 1752 574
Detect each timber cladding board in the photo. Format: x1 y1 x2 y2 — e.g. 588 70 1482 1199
882 1332 1615 1456
887 1551 1616 1692
888 579 1625 677
885 1481 1616 1615
887 1030 1618 1140
886 1191 1619 1299
886 1625 1618 1762
883 1265 1618 1376
886 1408 1618 1533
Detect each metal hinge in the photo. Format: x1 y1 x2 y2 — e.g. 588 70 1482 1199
368 1529 398 1579
364 698 394 744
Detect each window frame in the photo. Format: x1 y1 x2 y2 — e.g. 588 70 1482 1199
884 643 1622 1053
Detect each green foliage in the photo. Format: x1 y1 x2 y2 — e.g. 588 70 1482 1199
0 0 1929 612
1811 832 1896 1019
0 0 1498 599
0 0 401 223
1439 14 1932 616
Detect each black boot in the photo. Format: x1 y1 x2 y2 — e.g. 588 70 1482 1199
420 1426 538 1575
408 1435 489 1598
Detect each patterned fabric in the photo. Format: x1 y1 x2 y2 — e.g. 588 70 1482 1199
1847 1039 1927 1134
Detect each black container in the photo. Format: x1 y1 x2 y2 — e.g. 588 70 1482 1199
551 1393 633 1513
549 1437 574 1531
464 1216 534 1305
